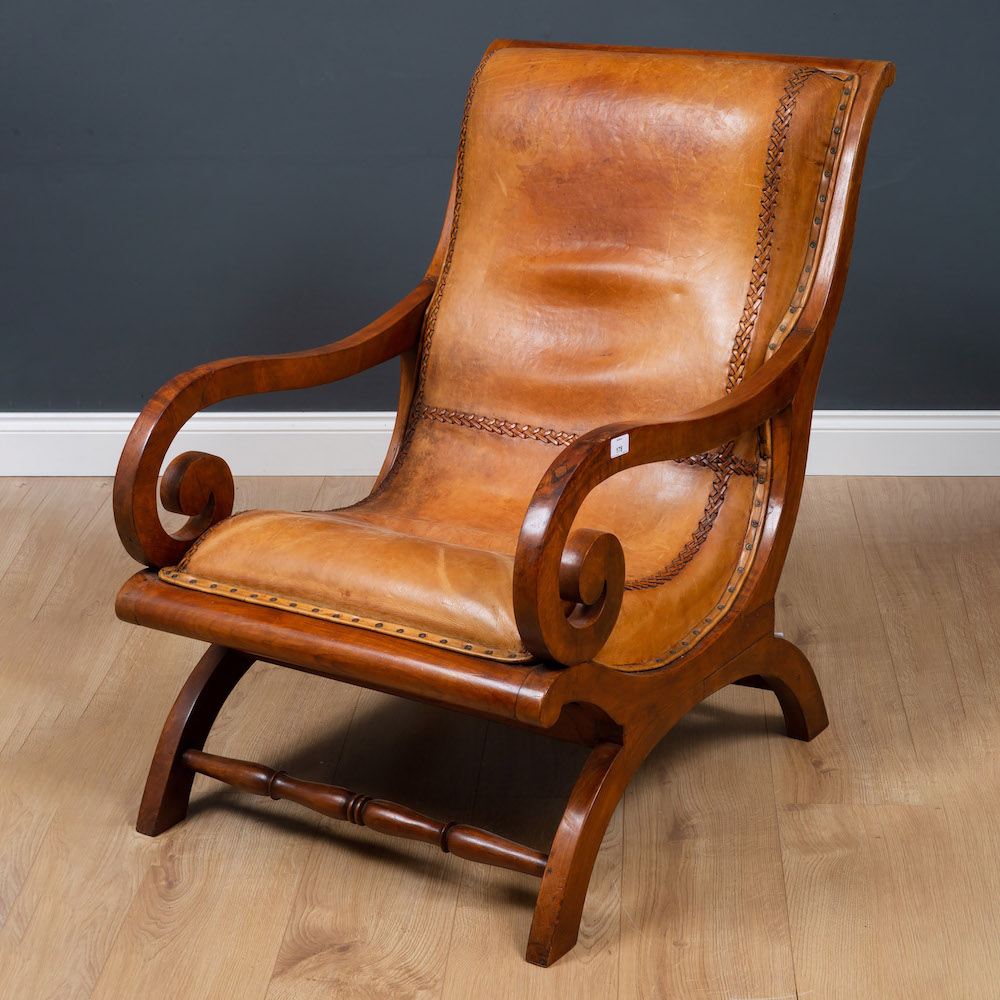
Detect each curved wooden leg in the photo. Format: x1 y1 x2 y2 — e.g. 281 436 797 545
526 739 647 967
737 635 828 741
137 645 254 836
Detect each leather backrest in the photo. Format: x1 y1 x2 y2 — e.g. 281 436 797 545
417 46 851 439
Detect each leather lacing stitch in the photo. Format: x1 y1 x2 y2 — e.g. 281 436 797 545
726 66 819 392
416 401 757 475
764 73 857 360
416 403 579 448
155 569 533 663
624 466 732 591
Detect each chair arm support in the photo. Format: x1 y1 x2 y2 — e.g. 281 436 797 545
113 279 435 567
512 330 814 665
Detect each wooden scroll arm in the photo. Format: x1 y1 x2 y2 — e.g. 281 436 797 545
113 279 435 568
512 330 815 666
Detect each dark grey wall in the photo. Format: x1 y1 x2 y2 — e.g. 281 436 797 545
1 1 994 411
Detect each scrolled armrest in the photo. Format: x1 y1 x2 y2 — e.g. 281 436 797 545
113 279 434 567
512 330 814 666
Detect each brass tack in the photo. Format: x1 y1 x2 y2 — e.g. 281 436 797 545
669 650 677 656
485 650 493 655
418 632 427 638
374 622 383 628
705 617 712 623
351 617 359 622
693 629 700 636
789 305 798 313
210 583 217 589
332 612 340 618
269 597 277 602
249 593 257 598
798 285 805 292
830 147 837 154
805 264 811 271
746 543 752 550
718 605 725 610
755 500 762 507
397 628 405 633
780 325 787 332
508 654 517 659
814 217 822 225
440 639 448 644
839 103 846 110
819 195 826 203
171 572 179 578
230 588 238 593
825 169 832 177
833 127 841 135
769 343 777 350
289 602 297 607
737 566 745 573
810 241 817 248
758 476 765 484
729 587 736 593
464 644 472 649
311 608 319 612
681 640 689 646
752 519 759 527
843 86 851 94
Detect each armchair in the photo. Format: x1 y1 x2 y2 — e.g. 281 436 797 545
113 40 893 966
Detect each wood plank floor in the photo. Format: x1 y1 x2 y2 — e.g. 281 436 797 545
1 476 998 999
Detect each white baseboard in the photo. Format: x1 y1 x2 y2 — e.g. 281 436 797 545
1 410 998 477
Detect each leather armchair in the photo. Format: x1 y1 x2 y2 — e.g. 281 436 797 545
113 40 893 966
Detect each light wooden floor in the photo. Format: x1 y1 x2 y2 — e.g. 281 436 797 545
1 476 998 999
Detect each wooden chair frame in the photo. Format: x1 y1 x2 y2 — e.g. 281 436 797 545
113 42 894 966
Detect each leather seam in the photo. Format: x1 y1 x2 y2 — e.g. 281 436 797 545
416 401 757 475
624 466 732 591
764 72 857 360
157 568 533 663
725 66 819 392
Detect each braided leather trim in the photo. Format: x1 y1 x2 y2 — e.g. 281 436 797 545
726 67 819 392
625 467 731 591
158 568 532 663
417 403 578 447
764 74 857 360
674 450 757 477
417 402 756 475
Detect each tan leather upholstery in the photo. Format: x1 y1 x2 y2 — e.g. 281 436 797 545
162 44 854 669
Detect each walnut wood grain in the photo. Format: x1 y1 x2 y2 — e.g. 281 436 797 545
113 280 434 568
182 749 548 878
